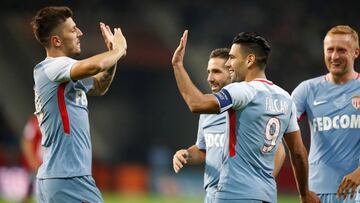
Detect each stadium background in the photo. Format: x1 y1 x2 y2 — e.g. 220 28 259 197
0 0 359 202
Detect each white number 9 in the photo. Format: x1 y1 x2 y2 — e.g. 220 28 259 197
261 117 280 153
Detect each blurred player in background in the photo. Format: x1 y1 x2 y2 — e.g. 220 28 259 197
31 6 126 203
172 30 319 203
292 25 360 203
21 115 42 203
172 48 286 203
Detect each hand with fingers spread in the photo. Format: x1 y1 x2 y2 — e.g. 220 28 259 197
172 149 190 173
171 30 188 68
337 167 360 200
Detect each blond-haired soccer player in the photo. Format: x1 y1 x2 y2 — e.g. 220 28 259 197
292 25 360 203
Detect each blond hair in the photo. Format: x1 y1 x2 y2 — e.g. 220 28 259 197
326 25 359 49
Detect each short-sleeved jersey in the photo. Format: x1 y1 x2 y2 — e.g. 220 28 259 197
214 79 299 202
195 112 227 196
33 57 94 179
292 74 360 194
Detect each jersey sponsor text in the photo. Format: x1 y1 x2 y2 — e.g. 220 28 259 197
204 133 225 148
313 114 360 132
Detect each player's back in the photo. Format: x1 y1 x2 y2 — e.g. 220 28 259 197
33 57 94 179
215 79 297 202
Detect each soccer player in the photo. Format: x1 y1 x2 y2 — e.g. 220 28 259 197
31 6 127 203
172 48 286 203
21 115 42 203
292 25 360 203
171 30 320 203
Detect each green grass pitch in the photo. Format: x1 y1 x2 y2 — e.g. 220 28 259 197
0 193 299 203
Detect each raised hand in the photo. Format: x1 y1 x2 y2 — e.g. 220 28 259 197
171 30 188 68
112 27 127 56
100 22 114 50
172 149 189 173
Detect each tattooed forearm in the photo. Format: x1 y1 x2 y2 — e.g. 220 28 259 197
88 64 117 96
100 66 115 83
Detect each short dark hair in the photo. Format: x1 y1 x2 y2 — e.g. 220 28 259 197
232 32 271 69
209 48 230 60
31 6 73 47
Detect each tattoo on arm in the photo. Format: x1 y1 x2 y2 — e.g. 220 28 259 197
88 64 117 96
100 66 115 83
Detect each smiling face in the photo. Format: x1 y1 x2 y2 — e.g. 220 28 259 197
225 44 249 82
207 57 231 93
324 34 359 78
53 17 83 57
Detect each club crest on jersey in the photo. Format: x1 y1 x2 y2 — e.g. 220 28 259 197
352 95 360 109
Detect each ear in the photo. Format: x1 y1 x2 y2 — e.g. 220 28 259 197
246 54 256 68
50 36 61 48
354 47 360 59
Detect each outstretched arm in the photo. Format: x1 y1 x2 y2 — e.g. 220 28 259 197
173 145 205 173
284 130 320 203
337 166 360 200
70 23 127 95
172 30 219 114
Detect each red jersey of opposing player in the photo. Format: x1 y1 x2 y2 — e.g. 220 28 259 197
22 115 42 172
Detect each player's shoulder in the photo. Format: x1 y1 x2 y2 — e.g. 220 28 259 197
297 75 326 88
47 56 77 65
224 81 249 89
35 56 76 69
249 79 290 97
291 75 326 97
273 84 291 97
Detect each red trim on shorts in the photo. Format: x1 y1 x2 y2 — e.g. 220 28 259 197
57 82 70 134
253 79 273 85
229 109 236 157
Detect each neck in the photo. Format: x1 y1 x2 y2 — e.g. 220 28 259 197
46 48 67 58
245 68 266 82
327 70 358 84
